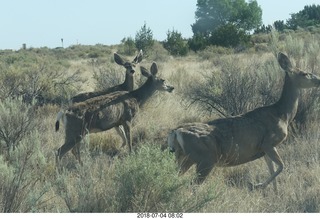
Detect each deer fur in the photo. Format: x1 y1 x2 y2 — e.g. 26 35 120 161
70 50 143 103
168 52 320 191
56 62 174 165
56 51 142 146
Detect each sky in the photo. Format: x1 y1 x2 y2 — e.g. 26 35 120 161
0 0 319 50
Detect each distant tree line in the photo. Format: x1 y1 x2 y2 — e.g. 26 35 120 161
255 4 320 33
121 1 320 56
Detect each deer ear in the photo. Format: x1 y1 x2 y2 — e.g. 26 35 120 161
278 52 293 72
114 53 125 66
140 66 151 78
150 62 158 76
133 50 143 64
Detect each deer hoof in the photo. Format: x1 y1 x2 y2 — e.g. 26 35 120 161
248 182 264 191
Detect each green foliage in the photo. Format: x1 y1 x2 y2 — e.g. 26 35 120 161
191 0 261 48
188 33 208 52
163 29 188 56
111 144 217 212
135 23 154 54
0 98 36 156
119 37 137 56
192 0 261 48
254 24 273 34
287 4 320 29
0 131 48 212
0 51 82 105
273 20 288 32
209 23 251 48
52 143 217 212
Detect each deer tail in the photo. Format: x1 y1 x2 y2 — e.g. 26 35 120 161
55 111 64 132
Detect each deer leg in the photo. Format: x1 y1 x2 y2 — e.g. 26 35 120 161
194 161 214 184
115 125 127 148
71 143 83 165
254 147 284 190
122 122 132 153
56 136 82 164
264 155 277 191
178 157 194 175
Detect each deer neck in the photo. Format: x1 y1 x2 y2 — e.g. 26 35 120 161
131 78 156 106
273 72 299 124
123 74 134 91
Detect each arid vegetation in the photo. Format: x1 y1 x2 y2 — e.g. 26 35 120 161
1 29 320 212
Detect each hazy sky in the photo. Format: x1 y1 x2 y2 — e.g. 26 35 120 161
1 0 319 50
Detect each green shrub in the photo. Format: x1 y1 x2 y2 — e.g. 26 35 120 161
119 37 137 56
0 52 82 105
0 98 36 157
163 30 188 56
184 55 280 117
135 23 154 55
209 24 251 49
110 144 217 212
52 143 217 212
188 33 208 52
0 131 49 212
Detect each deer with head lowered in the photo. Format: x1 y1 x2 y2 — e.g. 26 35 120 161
168 52 320 191
56 62 174 165
56 51 142 146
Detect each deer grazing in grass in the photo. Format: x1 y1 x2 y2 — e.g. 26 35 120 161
168 52 320 191
56 62 174 165
56 51 143 146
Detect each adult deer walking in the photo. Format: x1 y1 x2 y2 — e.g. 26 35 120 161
56 62 174 165
168 52 320 191
56 51 142 146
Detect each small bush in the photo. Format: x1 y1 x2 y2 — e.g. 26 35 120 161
209 24 251 49
0 131 49 212
0 98 36 157
184 55 280 117
52 143 217 212
110 144 217 212
163 29 188 56
188 33 208 52
119 37 137 56
146 41 170 62
91 61 124 91
135 23 154 55
0 52 82 105
197 46 233 60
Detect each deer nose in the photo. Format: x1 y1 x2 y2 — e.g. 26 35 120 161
130 69 135 74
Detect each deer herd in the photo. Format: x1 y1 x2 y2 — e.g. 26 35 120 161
55 51 320 192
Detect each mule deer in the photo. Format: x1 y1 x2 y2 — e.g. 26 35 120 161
56 51 142 145
168 52 320 191
70 50 143 103
56 62 174 164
